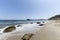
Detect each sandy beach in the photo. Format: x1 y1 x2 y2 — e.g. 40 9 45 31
31 20 60 40
0 20 60 40
0 23 44 40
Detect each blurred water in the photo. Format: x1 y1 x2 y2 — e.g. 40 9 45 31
0 20 48 28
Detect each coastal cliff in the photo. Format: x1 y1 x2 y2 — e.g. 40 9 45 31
48 15 60 20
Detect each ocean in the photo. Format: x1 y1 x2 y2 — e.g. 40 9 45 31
0 19 48 28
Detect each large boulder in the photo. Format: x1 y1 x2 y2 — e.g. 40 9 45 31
3 26 16 33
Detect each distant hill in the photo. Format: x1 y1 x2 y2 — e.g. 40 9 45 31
48 15 60 20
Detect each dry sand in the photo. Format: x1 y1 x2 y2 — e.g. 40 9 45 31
30 20 60 40
1 20 60 40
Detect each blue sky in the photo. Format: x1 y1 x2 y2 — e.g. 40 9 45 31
0 0 60 19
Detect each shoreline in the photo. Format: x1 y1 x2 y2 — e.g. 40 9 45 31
0 21 48 40
30 20 60 40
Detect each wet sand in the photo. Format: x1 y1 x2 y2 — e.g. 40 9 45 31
31 20 60 40
0 23 44 40
1 20 60 40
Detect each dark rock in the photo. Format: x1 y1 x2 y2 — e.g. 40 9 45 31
3 26 16 33
30 22 33 24
27 19 30 21
36 22 41 24
39 24 44 26
22 33 34 40
17 25 21 27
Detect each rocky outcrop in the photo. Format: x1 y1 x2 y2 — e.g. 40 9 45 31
48 15 60 20
3 26 16 33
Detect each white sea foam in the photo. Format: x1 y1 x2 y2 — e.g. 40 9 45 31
0 23 45 40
